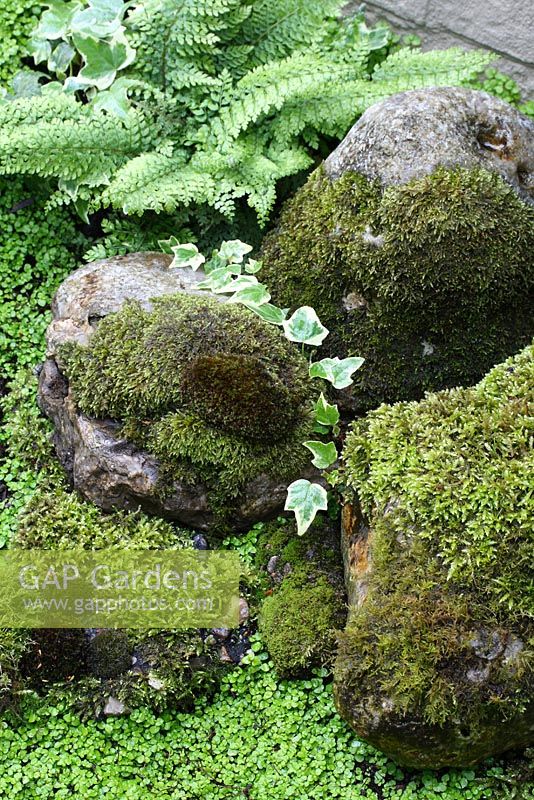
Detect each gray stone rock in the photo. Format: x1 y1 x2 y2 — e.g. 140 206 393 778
38 252 317 530
103 696 127 716
325 87 534 206
46 251 212 363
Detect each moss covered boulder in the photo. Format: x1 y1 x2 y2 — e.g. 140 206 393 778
261 88 534 413
38 254 316 528
334 344 534 768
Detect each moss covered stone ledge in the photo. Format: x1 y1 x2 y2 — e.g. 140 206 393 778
38 253 317 529
334 344 534 769
261 88 534 414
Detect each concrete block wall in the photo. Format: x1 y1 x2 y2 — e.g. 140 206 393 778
355 0 534 99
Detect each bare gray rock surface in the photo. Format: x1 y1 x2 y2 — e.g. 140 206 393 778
325 87 534 205
39 253 313 530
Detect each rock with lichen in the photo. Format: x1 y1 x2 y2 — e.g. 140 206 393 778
334 344 534 769
38 253 316 529
261 88 534 413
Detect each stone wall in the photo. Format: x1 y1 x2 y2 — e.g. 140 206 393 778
353 0 534 99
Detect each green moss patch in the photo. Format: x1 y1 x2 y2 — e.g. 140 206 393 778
261 166 534 411
257 517 347 676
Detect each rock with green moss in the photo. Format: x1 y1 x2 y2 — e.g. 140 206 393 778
257 518 347 677
261 89 534 413
38 254 316 529
334 344 534 768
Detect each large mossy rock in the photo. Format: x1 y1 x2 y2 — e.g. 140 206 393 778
261 88 534 413
334 344 534 768
38 253 316 529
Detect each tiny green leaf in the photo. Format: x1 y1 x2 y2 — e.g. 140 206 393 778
303 441 338 469
282 306 329 346
217 240 253 264
309 356 365 389
285 480 328 536
170 242 206 271
314 393 340 427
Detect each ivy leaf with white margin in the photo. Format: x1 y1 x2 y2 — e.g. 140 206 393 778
73 32 136 91
29 36 52 65
283 307 329 346
303 441 338 470
92 77 135 120
170 243 206 271
248 303 288 325
196 267 233 292
228 284 271 307
285 480 328 536
309 356 365 389
37 0 83 40
314 392 340 427
71 0 125 38
48 41 76 75
244 258 262 274
218 240 253 264
211 275 258 294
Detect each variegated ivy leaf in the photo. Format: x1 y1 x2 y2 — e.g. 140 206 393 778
282 306 329 347
309 356 365 389
170 243 206 271
217 240 253 264
38 0 83 40
11 71 44 98
158 235 182 254
74 32 135 91
91 77 135 120
244 258 262 274
248 303 288 325
314 392 340 427
212 275 258 294
48 41 76 75
196 267 233 292
303 441 338 470
228 284 271 307
285 479 328 536
71 0 124 38
29 35 52 65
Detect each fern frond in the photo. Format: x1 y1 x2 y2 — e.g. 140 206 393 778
0 98 152 184
104 151 217 214
371 47 494 87
240 0 343 66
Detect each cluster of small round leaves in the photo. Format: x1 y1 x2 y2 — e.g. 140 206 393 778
0 636 527 799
